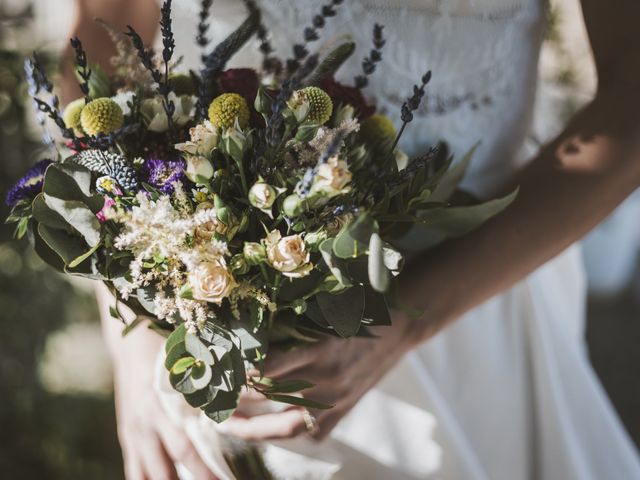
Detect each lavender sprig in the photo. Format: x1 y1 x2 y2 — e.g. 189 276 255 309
196 0 214 54
26 54 81 150
125 2 175 134
354 24 385 89
70 37 91 102
24 57 55 149
285 0 344 75
391 71 432 152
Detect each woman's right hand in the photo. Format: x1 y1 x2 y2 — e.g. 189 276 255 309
97 284 217 480
113 357 219 480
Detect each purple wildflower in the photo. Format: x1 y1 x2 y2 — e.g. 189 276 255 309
141 158 186 194
6 159 54 207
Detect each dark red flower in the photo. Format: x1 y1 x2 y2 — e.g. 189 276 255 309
217 68 260 102
319 77 376 119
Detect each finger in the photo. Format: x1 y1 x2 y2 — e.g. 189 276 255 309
138 433 179 480
123 451 146 480
157 416 218 480
217 407 309 441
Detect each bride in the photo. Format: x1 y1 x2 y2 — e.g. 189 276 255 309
63 0 640 478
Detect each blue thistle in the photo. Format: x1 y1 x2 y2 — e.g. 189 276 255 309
141 158 186 194
6 159 54 207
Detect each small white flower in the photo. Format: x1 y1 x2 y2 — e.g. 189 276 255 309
142 93 195 132
310 155 352 198
176 121 219 155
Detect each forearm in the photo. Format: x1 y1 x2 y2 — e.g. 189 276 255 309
403 90 640 342
61 0 159 103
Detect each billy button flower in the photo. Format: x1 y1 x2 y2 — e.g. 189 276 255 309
79 97 124 136
359 113 397 142
62 98 86 135
288 86 333 125
208 93 250 130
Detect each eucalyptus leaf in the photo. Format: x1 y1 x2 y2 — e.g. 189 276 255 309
38 224 90 265
203 390 240 423
32 194 69 230
430 142 479 202
316 285 365 337
171 356 196 375
332 213 377 259
362 287 391 326
367 232 389 293
319 239 352 287
262 379 314 394
185 332 215 364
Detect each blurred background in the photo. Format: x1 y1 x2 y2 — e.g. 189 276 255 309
0 0 637 478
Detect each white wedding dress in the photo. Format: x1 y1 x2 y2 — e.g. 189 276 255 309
156 1 640 479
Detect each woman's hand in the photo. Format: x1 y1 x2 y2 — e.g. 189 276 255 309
220 311 426 441
113 354 218 480
97 285 217 480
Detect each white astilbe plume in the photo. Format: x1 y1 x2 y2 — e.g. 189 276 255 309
111 191 231 330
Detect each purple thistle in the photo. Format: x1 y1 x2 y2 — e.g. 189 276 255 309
6 159 53 207
141 158 186 194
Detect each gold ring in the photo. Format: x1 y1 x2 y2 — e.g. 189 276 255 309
302 408 319 435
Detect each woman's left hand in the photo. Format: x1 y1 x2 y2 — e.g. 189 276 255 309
219 311 426 441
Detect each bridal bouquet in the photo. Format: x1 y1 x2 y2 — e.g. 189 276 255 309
6 0 515 422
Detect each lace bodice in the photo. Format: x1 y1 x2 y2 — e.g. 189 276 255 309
172 0 547 195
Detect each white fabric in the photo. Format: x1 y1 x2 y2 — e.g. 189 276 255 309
156 1 640 478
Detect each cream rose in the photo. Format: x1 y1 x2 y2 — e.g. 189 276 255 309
264 230 312 278
311 155 352 197
176 121 220 155
194 202 229 240
189 260 235 304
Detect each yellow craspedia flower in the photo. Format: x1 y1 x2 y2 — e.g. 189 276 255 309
295 86 333 125
359 114 397 142
62 98 86 135
208 93 250 130
80 98 124 136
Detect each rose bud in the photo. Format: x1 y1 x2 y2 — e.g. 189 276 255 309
243 242 267 266
248 182 278 210
282 194 305 217
230 254 250 275
185 156 214 184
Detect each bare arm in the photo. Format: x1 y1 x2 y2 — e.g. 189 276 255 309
219 0 640 441
60 0 159 103
403 0 640 342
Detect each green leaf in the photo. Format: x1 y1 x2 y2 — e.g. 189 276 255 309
121 315 145 337
68 240 102 268
362 287 391 326
171 356 196 375
430 142 479 202
185 332 214 364
165 324 187 355
43 195 102 246
203 390 240 423
32 194 69 230
136 286 157 315
332 213 377 259
164 342 188 370
367 232 389 293
315 285 365 337
38 224 90 265
419 188 518 237
254 86 273 116
261 379 315 394
43 163 101 210
264 393 332 410
319 239 352 288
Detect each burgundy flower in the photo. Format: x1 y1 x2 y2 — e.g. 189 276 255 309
319 77 376 119
217 69 260 102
